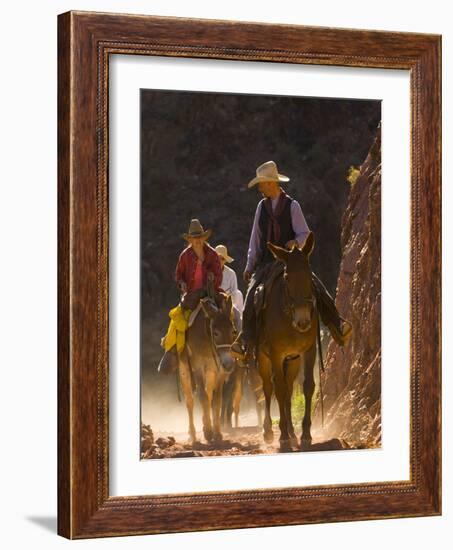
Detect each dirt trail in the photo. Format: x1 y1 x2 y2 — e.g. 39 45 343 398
141 423 351 459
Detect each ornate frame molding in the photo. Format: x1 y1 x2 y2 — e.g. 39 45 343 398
58 11 441 538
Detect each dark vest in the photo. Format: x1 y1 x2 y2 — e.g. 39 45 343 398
257 192 295 266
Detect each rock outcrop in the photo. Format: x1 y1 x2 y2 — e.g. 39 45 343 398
313 125 381 449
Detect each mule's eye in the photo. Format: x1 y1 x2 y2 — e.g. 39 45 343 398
214 330 221 339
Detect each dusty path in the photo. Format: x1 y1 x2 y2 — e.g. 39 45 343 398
141 423 350 459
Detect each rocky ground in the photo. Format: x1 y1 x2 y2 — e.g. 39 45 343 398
141 422 352 459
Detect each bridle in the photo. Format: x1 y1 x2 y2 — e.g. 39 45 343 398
282 268 317 332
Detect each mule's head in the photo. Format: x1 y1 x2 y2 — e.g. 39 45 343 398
200 294 237 371
267 231 315 333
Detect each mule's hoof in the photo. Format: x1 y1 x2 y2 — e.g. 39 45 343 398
279 439 293 453
263 430 274 444
300 438 312 451
203 429 214 442
213 431 223 442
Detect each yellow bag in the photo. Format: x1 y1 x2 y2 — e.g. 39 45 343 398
162 304 191 354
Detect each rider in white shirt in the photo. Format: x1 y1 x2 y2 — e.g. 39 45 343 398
215 245 244 331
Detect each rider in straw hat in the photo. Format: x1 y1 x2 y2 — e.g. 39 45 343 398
230 160 352 364
157 219 224 375
215 244 244 331
176 219 223 301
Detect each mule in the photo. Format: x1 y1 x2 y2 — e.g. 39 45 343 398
221 365 243 429
221 365 265 430
178 294 237 444
221 307 265 430
256 231 319 452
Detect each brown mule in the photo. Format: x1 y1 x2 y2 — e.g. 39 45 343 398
256 232 319 452
178 294 237 444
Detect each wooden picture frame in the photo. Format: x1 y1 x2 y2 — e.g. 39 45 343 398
57 10 441 539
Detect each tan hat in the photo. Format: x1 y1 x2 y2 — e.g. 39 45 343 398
182 219 212 241
247 160 290 188
215 244 234 263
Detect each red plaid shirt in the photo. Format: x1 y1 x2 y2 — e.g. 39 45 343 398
175 243 223 293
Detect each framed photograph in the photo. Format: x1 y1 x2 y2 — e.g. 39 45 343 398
58 11 441 539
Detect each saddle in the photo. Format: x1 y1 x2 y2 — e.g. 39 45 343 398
188 293 225 328
253 261 285 317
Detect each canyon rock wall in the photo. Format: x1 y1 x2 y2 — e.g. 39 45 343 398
313 125 381 449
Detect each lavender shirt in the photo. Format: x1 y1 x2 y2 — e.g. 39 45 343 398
245 195 310 272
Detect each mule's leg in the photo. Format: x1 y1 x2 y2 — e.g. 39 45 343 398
178 351 197 444
256 399 264 428
232 368 243 429
203 367 217 442
301 343 316 449
221 374 234 430
196 368 214 443
271 351 292 453
284 355 301 448
257 349 274 444
212 372 226 442
248 367 264 427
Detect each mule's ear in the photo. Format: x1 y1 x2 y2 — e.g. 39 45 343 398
300 231 315 256
267 241 289 263
222 293 233 313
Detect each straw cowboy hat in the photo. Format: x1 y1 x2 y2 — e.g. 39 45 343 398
247 160 290 188
182 218 212 241
215 244 234 263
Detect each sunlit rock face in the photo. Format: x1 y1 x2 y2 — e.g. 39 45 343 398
314 125 382 449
